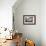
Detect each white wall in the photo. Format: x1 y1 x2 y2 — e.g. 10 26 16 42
13 0 41 46
0 0 16 29
41 0 46 46
13 0 46 46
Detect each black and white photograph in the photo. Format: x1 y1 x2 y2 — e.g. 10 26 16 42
23 15 36 25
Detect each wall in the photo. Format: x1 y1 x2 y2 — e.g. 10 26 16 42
0 0 16 29
41 0 46 46
13 0 41 46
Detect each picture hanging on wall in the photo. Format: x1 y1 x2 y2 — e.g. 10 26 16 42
23 15 36 25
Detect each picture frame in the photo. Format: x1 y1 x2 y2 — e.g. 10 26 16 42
23 15 36 25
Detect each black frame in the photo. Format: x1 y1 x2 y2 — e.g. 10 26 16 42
23 15 36 25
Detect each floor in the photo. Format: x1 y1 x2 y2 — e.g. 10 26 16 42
0 39 16 46
0 39 24 46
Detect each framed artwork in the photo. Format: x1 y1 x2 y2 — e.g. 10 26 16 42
23 15 36 25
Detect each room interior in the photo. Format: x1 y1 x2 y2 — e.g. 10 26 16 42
0 0 46 46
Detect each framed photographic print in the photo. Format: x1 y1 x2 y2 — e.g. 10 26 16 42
23 15 36 25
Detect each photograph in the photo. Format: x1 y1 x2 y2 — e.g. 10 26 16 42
23 15 36 25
